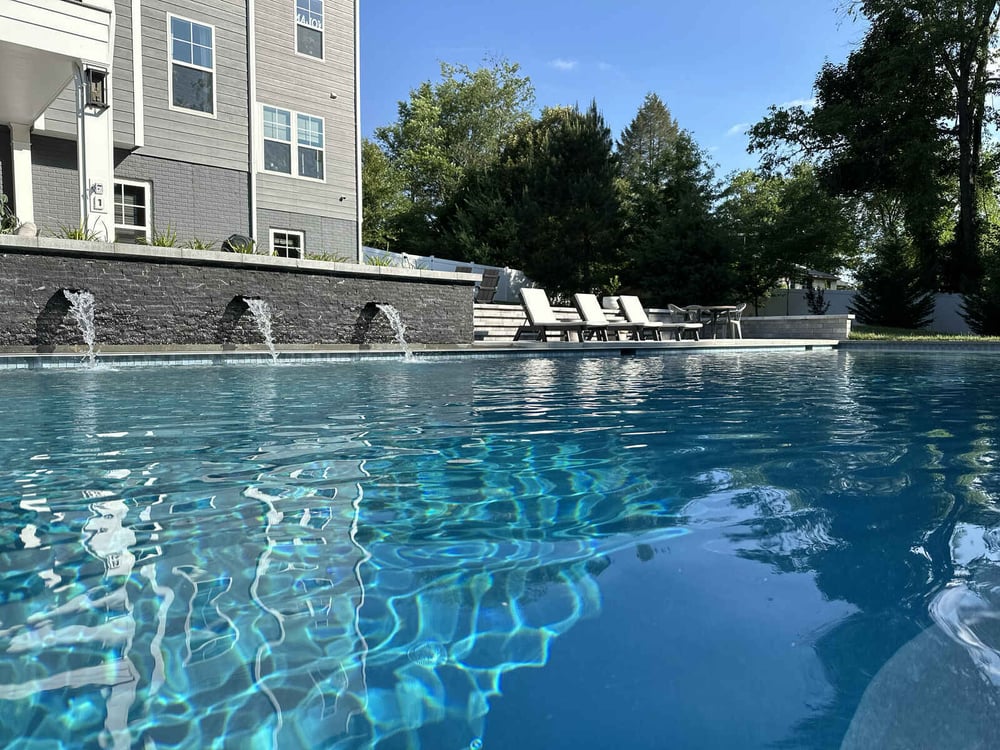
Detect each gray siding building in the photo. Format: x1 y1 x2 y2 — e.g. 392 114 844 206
0 0 360 259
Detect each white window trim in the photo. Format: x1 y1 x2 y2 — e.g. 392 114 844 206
270 229 305 258
294 0 325 61
167 13 218 119
260 104 326 183
113 179 152 242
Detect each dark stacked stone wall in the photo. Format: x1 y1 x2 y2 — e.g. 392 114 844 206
0 245 474 350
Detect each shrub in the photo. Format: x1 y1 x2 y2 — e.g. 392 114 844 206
139 225 178 247
0 194 18 234
57 223 103 241
804 279 830 315
184 237 217 250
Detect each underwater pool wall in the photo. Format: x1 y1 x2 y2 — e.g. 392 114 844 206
0 236 479 351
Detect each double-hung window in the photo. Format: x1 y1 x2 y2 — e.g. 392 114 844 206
262 106 325 180
169 16 215 115
295 0 324 59
113 180 151 243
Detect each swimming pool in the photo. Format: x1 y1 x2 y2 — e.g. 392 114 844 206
1 350 998 749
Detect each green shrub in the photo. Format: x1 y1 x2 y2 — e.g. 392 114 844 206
309 251 350 262
139 224 178 247
0 194 18 234
57 223 103 241
184 237 217 250
364 253 395 267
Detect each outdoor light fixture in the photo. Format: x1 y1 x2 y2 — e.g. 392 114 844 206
84 67 109 109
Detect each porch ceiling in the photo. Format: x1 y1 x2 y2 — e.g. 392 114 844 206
0 42 76 124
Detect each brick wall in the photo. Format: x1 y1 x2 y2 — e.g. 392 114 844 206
115 151 251 242
0 239 474 349
30 135 81 232
258 209 358 260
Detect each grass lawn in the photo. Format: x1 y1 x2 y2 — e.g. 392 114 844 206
849 325 1000 341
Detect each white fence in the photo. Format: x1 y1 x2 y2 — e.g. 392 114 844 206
361 247 528 303
757 290 971 333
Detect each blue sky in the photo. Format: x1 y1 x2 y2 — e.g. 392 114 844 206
360 0 866 177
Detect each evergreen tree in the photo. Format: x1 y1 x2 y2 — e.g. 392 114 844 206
849 237 935 328
617 93 681 188
615 93 732 305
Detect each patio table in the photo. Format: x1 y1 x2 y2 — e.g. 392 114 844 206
686 305 738 338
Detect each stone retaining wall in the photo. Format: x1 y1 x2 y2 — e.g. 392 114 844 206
740 314 854 340
0 237 478 351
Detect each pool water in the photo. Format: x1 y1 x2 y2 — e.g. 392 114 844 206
1 351 999 749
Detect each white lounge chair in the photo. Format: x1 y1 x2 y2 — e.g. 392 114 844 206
573 293 643 341
617 296 686 341
514 288 590 342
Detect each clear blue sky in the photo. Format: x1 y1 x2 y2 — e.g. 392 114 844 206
360 0 866 177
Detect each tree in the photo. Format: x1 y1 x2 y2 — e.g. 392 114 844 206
617 93 682 188
619 126 732 305
506 104 623 297
372 57 535 254
750 1 1000 293
716 165 859 313
360 139 405 250
443 103 622 296
849 236 935 328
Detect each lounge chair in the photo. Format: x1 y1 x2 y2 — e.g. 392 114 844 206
573 293 643 341
617 295 686 341
514 288 590 342
474 268 501 303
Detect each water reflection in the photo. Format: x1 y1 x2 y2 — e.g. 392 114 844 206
2 353 1000 748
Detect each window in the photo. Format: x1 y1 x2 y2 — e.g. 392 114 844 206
169 16 215 115
262 106 325 180
297 114 324 180
263 107 292 174
271 230 304 258
295 0 323 59
113 180 151 243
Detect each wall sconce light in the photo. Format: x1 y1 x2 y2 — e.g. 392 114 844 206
84 67 109 109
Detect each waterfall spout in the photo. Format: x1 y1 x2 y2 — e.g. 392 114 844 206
375 304 412 359
63 289 97 367
244 298 278 362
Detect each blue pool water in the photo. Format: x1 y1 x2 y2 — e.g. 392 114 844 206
1 351 999 749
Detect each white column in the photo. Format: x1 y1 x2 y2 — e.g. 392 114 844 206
75 65 115 241
9 124 34 225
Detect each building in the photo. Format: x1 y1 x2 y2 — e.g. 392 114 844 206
0 0 360 260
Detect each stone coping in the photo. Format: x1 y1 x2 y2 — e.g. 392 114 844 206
0 339 842 369
0 235 479 285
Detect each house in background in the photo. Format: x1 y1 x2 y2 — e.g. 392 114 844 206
0 0 360 260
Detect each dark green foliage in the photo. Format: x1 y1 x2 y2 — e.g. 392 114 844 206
370 57 534 254
442 103 622 297
961 233 1000 334
849 237 935 328
618 112 732 305
749 1 1000 294
804 279 831 315
0 193 18 234
717 164 858 313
